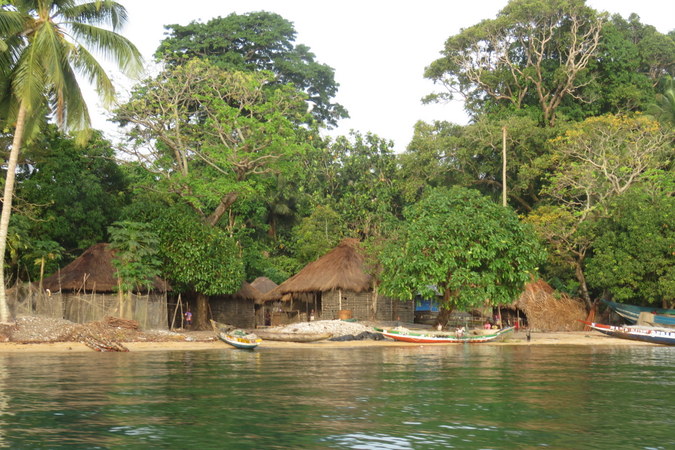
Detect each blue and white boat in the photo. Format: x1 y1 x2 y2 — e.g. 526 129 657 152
602 299 675 327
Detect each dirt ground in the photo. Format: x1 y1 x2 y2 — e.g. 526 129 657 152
0 315 654 353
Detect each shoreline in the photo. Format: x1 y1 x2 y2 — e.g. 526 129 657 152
0 331 656 353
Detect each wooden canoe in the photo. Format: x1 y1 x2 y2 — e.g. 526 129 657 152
582 321 675 346
378 327 514 344
253 330 333 342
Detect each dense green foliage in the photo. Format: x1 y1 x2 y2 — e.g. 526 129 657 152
585 174 674 305
155 11 347 127
2 2 672 315
15 129 127 254
108 221 161 293
378 187 545 311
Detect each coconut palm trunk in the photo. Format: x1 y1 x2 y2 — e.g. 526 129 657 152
0 103 27 324
0 1 142 324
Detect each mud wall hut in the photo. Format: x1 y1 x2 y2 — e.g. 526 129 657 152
263 239 413 324
40 243 170 329
210 282 261 329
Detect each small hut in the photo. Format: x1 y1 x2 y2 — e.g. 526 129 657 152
502 280 587 331
40 243 170 329
210 282 261 329
263 239 413 324
250 277 278 295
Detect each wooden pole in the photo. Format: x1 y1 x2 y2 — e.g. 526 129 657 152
502 126 507 207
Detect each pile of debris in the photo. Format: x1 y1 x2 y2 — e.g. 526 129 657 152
1 315 190 351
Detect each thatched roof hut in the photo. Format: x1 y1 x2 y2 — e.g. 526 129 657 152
250 277 278 294
211 281 261 328
41 243 169 293
262 239 413 323
509 280 586 331
264 238 371 301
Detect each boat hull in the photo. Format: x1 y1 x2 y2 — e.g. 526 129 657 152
218 332 262 349
379 327 514 344
602 300 675 326
583 321 675 346
253 331 332 342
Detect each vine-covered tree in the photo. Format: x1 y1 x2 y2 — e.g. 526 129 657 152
0 0 142 323
155 11 347 127
377 187 545 326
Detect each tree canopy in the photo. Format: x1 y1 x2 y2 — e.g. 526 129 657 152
377 187 545 314
155 11 347 127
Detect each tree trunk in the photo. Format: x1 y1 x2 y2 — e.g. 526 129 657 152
206 192 238 226
433 287 454 329
194 293 210 330
0 103 27 324
575 262 592 310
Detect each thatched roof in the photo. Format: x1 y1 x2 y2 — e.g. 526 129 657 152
510 280 586 331
263 239 372 301
250 277 278 294
41 243 170 293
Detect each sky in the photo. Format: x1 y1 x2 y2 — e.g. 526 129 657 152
89 0 674 153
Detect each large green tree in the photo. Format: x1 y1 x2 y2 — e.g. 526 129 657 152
115 59 311 327
377 187 545 324
425 0 604 126
401 116 558 213
155 11 347 127
528 114 673 306
585 173 674 307
0 0 142 323
15 128 127 256
115 59 311 229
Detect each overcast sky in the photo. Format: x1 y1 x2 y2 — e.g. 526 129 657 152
91 0 674 152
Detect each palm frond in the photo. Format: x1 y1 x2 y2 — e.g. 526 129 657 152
69 43 115 105
67 21 143 77
0 10 26 39
61 0 129 31
58 60 92 136
11 43 47 113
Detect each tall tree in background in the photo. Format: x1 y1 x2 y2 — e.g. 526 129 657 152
527 114 672 306
155 11 347 127
115 59 311 327
425 0 604 126
0 0 142 323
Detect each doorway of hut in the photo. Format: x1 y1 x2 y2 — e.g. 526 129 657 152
495 307 528 330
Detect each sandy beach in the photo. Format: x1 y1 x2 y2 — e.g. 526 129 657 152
0 329 654 353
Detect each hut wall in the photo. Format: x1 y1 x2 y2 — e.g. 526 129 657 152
374 295 414 323
321 290 414 322
211 297 255 329
59 292 168 329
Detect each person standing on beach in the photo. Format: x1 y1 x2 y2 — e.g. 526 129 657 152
184 309 193 329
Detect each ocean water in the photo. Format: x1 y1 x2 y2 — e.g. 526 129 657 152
0 344 672 448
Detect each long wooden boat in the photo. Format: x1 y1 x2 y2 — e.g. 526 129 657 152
253 330 332 342
217 331 262 349
583 321 675 346
602 300 675 326
377 327 514 344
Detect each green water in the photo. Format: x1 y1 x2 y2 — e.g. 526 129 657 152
0 345 672 448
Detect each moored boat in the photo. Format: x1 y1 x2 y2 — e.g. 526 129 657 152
217 330 262 349
582 321 675 346
377 326 514 344
253 330 332 342
602 300 675 327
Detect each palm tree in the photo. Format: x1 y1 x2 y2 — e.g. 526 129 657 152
0 1 142 323
647 76 675 128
